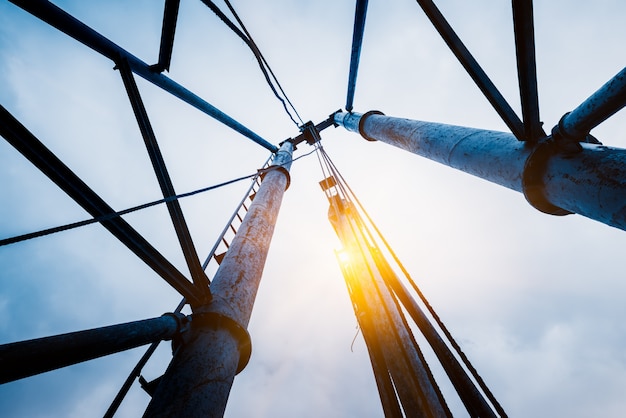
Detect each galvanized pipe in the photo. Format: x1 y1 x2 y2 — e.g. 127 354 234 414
345 0 370 112
143 142 293 418
0 313 186 384
8 0 278 153
559 67 626 140
335 111 626 231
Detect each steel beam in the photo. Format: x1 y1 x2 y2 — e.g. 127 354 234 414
335 111 626 231
512 0 544 141
8 0 278 153
557 67 626 141
345 0 369 112
0 313 186 384
0 105 203 306
118 59 211 299
152 0 180 73
143 142 293 418
414 0 525 140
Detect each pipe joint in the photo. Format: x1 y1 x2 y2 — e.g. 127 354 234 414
358 110 384 141
522 140 572 216
190 312 252 374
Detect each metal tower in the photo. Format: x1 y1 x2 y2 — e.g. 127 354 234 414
1 1 626 416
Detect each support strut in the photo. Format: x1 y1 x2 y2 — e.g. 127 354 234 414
334 111 626 231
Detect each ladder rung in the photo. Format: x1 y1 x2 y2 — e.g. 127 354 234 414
214 252 226 265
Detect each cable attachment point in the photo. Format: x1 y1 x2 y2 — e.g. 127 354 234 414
280 112 341 149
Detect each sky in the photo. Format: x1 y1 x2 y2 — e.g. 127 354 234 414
1 0 626 417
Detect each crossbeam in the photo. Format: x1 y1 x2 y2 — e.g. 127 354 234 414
8 0 278 153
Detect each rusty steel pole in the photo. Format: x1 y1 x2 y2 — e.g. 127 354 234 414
334 111 626 231
143 141 293 418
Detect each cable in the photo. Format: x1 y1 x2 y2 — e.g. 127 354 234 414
0 148 316 248
199 0 304 127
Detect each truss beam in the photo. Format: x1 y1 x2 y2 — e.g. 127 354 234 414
512 0 544 141
414 0 525 140
8 0 278 153
346 0 369 112
118 59 211 299
152 0 181 73
0 105 203 306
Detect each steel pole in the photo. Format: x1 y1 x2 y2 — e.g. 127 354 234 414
143 142 293 418
335 111 626 231
558 67 626 140
0 313 186 384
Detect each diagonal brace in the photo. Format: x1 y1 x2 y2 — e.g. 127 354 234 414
414 0 525 140
117 58 211 300
0 105 203 306
8 0 278 153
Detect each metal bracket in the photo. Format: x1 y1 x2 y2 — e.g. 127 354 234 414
280 110 342 149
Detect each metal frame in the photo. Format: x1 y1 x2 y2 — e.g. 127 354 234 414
1 0 626 416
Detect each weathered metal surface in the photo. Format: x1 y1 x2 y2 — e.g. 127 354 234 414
560 67 626 140
0 313 186 384
9 0 278 153
143 142 293 418
335 111 626 231
0 105 202 305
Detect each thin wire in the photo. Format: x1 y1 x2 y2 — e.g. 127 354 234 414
199 0 303 127
0 148 316 248
223 0 304 126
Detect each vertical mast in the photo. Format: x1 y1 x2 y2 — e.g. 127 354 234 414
143 142 293 417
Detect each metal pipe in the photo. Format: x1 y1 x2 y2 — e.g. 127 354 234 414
0 313 186 384
559 67 626 140
414 0 525 140
512 0 544 141
103 298 187 418
143 142 293 418
0 105 203 306
8 0 278 153
335 111 626 231
346 0 369 112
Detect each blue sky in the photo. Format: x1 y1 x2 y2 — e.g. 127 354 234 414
1 0 626 417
